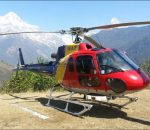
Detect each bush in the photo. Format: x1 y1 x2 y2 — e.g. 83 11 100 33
141 60 150 89
141 60 150 77
0 70 58 93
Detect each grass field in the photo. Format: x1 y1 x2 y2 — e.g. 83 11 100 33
0 90 150 129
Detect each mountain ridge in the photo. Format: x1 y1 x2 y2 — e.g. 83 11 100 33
0 12 150 66
93 25 150 64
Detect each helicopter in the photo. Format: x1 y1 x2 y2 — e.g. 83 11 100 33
1 21 150 116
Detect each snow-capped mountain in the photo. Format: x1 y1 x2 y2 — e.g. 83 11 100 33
1 12 150 67
0 12 72 66
0 12 39 32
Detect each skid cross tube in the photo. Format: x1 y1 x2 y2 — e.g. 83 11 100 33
46 85 93 116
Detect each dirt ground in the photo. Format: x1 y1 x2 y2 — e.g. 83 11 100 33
0 90 150 129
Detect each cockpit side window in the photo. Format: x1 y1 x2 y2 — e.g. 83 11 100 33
76 55 95 74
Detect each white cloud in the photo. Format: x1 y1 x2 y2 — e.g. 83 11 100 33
111 17 120 24
6 45 17 56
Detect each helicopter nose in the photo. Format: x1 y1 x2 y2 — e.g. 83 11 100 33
125 69 149 91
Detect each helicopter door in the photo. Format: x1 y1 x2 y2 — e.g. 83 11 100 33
76 55 100 87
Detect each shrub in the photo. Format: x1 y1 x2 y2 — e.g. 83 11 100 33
0 70 58 93
141 60 150 77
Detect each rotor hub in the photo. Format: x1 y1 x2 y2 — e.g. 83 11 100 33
70 27 88 35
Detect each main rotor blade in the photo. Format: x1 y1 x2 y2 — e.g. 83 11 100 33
0 30 67 36
87 21 150 31
84 35 102 48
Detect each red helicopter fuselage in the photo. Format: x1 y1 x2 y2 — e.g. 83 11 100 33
57 43 150 96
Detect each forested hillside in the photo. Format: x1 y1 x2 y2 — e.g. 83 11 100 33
0 61 12 87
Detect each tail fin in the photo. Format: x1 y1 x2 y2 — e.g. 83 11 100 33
19 48 25 66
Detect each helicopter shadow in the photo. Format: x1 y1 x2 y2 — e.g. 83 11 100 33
36 97 150 126
85 104 150 126
1 94 38 101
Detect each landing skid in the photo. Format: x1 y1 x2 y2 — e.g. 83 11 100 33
46 84 138 116
86 95 138 109
46 84 93 116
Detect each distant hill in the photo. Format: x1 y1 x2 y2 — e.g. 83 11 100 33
0 61 13 87
93 25 150 64
127 36 150 64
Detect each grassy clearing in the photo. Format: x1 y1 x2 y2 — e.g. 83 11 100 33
0 90 150 129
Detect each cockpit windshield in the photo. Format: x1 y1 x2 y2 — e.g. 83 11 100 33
97 49 139 74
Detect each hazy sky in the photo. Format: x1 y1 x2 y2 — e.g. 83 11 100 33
0 1 150 31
